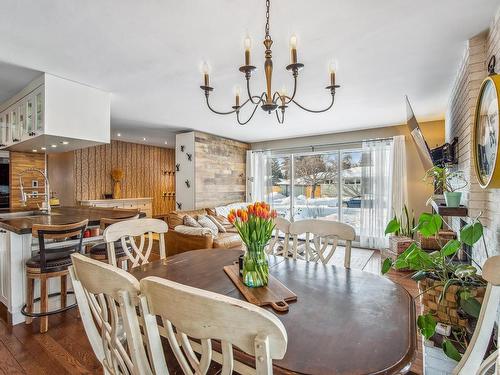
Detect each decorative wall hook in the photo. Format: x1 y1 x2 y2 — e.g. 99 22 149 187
186 153 192 161
180 145 185 152
176 163 180 171
185 179 191 188
488 55 496 75
176 202 182 210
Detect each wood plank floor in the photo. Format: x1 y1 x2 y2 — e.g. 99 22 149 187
0 250 423 375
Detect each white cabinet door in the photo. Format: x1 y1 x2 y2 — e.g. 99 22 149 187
0 229 10 306
25 94 35 137
0 113 5 147
34 87 44 134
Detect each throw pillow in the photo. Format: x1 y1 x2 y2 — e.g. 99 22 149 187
207 215 227 233
197 215 219 236
174 225 212 236
183 215 202 228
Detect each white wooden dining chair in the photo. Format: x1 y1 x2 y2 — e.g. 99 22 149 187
69 253 153 375
453 255 500 375
266 217 292 257
103 218 168 268
139 276 288 375
288 219 356 268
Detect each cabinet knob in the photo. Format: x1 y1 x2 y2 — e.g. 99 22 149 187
0 230 6 233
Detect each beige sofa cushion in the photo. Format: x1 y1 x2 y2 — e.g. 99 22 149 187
183 215 201 228
167 209 207 230
197 215 219 236
174 225 213 236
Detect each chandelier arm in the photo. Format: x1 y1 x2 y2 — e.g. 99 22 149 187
275 109 285 124
236 102 261 125
205 95 237 115
246 79 265 105
291 92 336 113
286 75 298 104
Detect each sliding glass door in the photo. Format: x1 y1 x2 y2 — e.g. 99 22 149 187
270 148 363 234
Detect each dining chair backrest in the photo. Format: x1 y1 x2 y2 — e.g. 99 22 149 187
99 212 140 231
267 217 292 257
69 253 152 375
289 219 356 268
103 218 168 268
32 219 88 273
139 276 288 375
453 255 500 375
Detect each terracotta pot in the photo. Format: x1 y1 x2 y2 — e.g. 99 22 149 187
113 180 122 199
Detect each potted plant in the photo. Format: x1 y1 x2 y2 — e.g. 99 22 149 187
386 204 415 256
382 212 488 362
423 166 467 207
228 202 277 288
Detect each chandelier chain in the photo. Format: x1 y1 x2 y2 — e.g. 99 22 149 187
265 0 271 40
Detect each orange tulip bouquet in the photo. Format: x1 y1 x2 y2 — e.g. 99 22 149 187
228 202 277 287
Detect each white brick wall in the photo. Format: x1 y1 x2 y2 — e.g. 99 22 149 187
446 11 500 265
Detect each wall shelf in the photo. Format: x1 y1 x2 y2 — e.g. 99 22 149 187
430 199 468 217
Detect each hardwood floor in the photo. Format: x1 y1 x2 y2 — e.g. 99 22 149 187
0 250 423 375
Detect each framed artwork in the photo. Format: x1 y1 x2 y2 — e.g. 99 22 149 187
473 73 500 188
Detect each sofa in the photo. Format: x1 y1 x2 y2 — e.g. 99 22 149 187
165 204 248 256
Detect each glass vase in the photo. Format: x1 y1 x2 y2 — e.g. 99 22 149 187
243 242 269 287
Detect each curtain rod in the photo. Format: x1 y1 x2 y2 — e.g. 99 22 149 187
251 136 395 154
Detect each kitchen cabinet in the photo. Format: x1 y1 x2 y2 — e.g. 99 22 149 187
0 229 10 306
0 73 110 153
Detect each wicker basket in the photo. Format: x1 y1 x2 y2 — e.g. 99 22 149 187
418 278 486 329
389 236 413 255
419 230 457 251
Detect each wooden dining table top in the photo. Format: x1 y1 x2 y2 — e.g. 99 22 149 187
130 249 417 375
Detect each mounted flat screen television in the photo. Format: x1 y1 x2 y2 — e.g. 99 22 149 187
405 96 434 170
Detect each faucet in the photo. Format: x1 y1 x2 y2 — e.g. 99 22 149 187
19 168 51 214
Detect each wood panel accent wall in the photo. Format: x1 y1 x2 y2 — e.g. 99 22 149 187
74 140 175 216
194 132 249 208
10 152 46 210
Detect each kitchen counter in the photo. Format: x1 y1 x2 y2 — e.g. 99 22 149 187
0 205 146 325
0 206 143 235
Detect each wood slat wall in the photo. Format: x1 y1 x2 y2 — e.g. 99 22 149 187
74 140 175 216
194 132 249 208
9 152 46 210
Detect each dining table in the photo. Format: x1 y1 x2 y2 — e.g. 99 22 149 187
130 248 417 375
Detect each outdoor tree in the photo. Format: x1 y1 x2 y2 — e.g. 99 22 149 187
294 155 352 197
271 158 285 185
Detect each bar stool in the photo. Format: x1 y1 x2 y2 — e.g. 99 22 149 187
89 213 139 269
23 219 88 333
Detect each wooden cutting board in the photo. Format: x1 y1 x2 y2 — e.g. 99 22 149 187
223 264 297 312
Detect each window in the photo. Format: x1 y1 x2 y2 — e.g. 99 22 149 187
269 148 363 235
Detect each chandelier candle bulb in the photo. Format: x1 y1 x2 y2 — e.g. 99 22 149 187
290 34 298 64
244 36 252 65
235 86 241 107
202 62 210 86
329 60 338 86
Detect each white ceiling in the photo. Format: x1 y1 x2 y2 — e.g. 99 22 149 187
0 0 497 143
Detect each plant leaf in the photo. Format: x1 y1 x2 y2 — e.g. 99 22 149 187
381 258 393 274
441 240 461 257
411 270 427 281
385 219 400 235
442 340 461 362
415 213 442 238
454 265 477 278
417 313 437 340
459 296 481 318
460 222 483 246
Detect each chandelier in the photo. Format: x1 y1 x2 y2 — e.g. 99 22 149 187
199 0 340 125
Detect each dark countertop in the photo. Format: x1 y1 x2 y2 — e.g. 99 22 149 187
0 206 143 235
